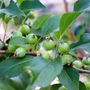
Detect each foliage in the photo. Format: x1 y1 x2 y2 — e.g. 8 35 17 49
0 0 90 90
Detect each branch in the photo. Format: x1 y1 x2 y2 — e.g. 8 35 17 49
68 30 77 42
77 68 90 74
0 50 37 56
63 0 77 42
3 22 8 43
63 0 68 12
67 65 90 74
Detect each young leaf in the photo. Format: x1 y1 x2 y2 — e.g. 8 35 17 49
20 0 46 11
70 33 90 52
74 0 90 11
59 12 81 39
58 67 79 90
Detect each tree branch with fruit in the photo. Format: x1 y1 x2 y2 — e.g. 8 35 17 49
0 0 90 90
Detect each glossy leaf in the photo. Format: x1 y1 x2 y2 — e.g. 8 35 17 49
26 57 63 90
0 56 34 78
20 0 46 11
41 15 60 36
0 0 24 16
70 33 90 52
31 15 60 36
0 81 15 90
74 0 90 11
59 12 81 39
79 82 86 90
9 36 28 46
58 67 79 90
32 14 51 30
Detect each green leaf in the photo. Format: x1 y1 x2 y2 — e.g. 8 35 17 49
41 15 60 36
26 57 63 90
53 31 61 40
9 36 28 46
40 84 61 90
74 24 86 39
0 56 63 89
58 67 79 90
0 81 15 90
20 0 46 11
74 0 90 11
32 14 51 30
17 0 24 5
0 0 24 16
0 56 34 78
59 12 81 39
31 15 61 36
79 82 86 90
6 72 31 90
70 33 90 52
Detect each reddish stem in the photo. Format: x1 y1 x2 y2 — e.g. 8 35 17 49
77 68 90 74
0 50 37 56
63 0 68 12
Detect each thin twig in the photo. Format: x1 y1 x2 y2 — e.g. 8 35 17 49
68 30 77 42
3 22 8 43
0 50 37 56
63 0 68 12
77 68 90 74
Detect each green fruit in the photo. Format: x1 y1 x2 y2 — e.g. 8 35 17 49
26 33 38 44
85 82 90 90
15 47 26 58
61 54 75 65
43 40 55 50
73 60 83 68
19 25 30 35
82 57 90 65
8 45 17 52
61 86 67 90
83 65 90 70
42 52 50 61
58 43 70 53
12 31 22 37
29 11 35 19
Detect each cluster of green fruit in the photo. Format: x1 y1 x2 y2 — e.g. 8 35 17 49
8 24 38 58
41 41 70 61
7 24 90 70
59 48 90 69
61 53 90 70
